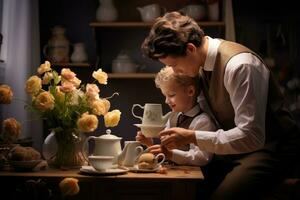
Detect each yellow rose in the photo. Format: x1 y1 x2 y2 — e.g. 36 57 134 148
2 118 21 143
91 99 110 116
70 77 81 88
77 113 98 132
42 72 54 84
0 84 13 104
104 109 121 127
92 68 108 85
59 177 80 196
37 60 51 75
25 75 42 95
34 91 55 111
54 87 65 103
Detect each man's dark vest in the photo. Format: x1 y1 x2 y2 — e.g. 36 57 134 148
201 40 299 153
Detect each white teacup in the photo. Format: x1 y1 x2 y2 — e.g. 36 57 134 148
134 124 166 138
89 155 114 171
135 152 165 170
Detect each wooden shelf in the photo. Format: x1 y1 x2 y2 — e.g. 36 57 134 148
52 62 90 67
90 21 225 28
108 73 155 79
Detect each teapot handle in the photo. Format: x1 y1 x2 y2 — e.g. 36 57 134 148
81 136 96 162
131 104 144 121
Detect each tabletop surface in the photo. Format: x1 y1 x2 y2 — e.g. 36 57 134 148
0 164 204 181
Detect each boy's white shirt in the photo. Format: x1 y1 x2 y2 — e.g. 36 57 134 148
165 104 216 166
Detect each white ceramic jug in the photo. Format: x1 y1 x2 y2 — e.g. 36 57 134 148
96 0 118 22
117 141 144 167
71 43 88 63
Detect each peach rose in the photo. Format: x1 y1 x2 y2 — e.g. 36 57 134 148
92 69 108 85
59 177 80 196
0 84 13 104
77 112 98 132
104 109 121 127
25 75 42 95
61 68 76 80
86 83 100 101
37 60 51 75
34 91 55 111
2 118 21 143
60 81 76 93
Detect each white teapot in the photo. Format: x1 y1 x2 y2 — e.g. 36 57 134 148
82 129 122 163
137 4 161 22
112 51 139 73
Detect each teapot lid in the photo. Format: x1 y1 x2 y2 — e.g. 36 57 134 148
99 129 122 140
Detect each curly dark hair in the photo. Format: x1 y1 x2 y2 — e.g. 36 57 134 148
141 11 205 60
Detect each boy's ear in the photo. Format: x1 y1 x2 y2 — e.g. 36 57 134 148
187 85 196 97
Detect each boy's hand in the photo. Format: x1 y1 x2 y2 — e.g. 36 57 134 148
148 144 172 159
135 131 153 147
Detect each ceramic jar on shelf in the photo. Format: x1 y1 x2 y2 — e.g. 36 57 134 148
43 26 70 63
96 0 118 22
71 43 88 63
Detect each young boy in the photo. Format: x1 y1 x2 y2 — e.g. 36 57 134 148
136 66 216 166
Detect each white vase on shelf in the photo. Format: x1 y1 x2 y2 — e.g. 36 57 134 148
96 0 118 22
71 43 88 63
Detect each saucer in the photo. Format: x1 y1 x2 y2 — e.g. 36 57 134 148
80 165 129 175
133 124 165 138
129 164 162 173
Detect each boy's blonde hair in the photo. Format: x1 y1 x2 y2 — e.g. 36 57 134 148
155 66 200 95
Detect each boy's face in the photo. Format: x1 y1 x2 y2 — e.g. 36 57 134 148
160 82 195 113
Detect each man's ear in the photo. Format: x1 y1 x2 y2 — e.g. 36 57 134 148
186 43 197 54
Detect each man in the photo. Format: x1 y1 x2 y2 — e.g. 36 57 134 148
141 11 300 199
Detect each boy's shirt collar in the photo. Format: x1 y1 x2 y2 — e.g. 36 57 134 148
179 104 200 118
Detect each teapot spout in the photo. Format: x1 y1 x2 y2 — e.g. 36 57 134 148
116 145 128 166
162 111 172 124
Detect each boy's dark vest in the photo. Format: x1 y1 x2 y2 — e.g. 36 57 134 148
201 40 299 153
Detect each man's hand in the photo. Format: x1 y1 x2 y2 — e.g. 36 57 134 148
159 127 196 150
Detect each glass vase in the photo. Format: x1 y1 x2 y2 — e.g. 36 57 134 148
43 129 86 169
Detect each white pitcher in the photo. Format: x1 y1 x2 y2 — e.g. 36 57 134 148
96 0 118 22
132 103 171 125
117 141 144 167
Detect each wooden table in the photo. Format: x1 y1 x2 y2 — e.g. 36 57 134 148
0 165 204 200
